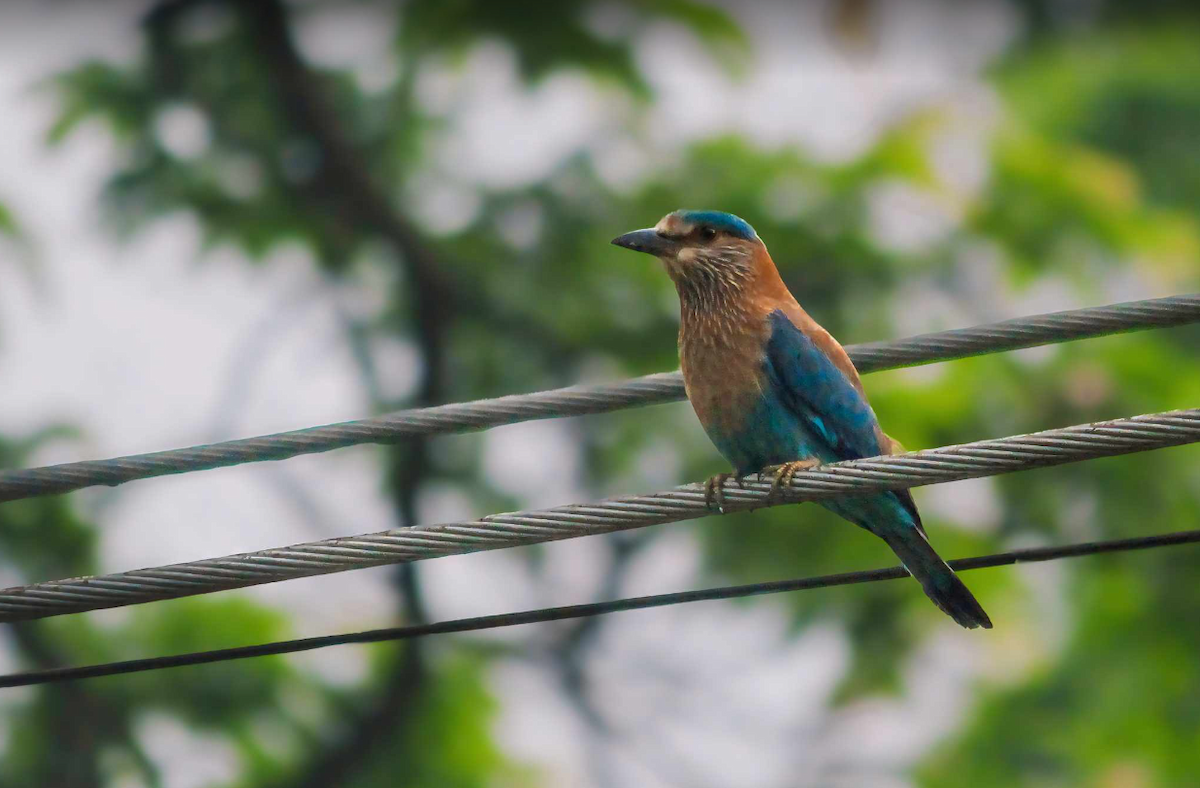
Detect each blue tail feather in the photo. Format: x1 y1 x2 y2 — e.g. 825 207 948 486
881 527 991 629
823 493 991 629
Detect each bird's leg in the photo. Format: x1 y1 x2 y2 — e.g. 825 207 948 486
766 458 822 505
704 472 745 514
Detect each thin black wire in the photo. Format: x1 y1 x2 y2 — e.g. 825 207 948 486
5 527 1197 688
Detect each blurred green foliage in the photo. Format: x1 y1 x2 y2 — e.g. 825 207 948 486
2 0 1198 785
0 203 16 238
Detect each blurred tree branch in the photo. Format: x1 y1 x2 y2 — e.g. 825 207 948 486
247 0 602 369
146 0 577 365
8 624 105 788
6 624 161 788
212 1 443 785
0 435 161 788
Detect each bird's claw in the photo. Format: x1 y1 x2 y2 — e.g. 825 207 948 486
766 459 821 505
704 472 744 513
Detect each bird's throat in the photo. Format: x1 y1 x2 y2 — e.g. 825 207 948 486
676 281 762 356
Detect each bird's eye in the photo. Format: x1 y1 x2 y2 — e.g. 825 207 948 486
699 227 716 242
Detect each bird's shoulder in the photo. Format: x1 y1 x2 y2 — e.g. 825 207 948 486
761 300 866 396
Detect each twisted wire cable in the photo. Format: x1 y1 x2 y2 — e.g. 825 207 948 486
1 294 1197 504
0 408 1196 623
4 526 1198 688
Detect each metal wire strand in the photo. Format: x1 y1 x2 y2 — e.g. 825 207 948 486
3 527 1198 688
1 294 1197 504
0 408 1196 623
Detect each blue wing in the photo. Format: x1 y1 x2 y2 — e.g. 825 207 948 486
763 310 881 462
763 309 924 531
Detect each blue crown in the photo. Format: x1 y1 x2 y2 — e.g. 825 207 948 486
678 210 758 241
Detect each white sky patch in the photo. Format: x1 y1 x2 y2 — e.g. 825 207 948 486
952 238 1012 318
588 599 850 788
916 476 1003 534
590 134 656 194
490 658 596 787
292 1 399 93
628 437 685 492
365 333 424 401
420 549 542 634
889 280 976 338
494 200 545 250
135 713 240 788
620 529 704 596
926 88 1003 198
760 173 829 222
535 531 615 608
482 419 586 508
637 0 1018 163
1101 262 1183 303
1011 274 1087 317
866 179 963 254
414 55 463 116
403 171 482 234
805 625 985 782
153 103 211 160
441 56 620 189
287 641 373 689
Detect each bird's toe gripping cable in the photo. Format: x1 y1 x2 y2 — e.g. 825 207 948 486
766 459 822 504
704 472 745 513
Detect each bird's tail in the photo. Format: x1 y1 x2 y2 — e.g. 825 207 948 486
881 528 992 630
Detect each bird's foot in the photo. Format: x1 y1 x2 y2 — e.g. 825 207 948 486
766 459 822 505
704 472 745 514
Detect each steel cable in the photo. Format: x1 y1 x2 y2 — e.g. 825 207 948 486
1 294 1198 504
0 408 1196 623
2 527 1198 687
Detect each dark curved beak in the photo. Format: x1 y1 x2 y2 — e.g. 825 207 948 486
611 228 678 257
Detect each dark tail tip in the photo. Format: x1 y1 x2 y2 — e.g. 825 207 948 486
929 571 993 630
883 530 993 629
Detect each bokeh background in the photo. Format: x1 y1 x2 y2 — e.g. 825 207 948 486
1 0 1199 786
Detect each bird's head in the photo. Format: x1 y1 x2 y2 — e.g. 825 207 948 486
611 210 767 295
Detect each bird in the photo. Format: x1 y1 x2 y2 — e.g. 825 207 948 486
612 209 992 629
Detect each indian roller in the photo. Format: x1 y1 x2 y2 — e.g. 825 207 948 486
612 209 992 629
